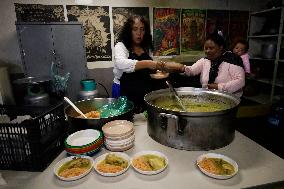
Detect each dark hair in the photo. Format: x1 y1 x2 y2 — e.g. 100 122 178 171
231 38 249 52
206 33 226 49
118 15 153 51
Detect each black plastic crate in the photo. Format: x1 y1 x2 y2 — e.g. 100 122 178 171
0 102 67 171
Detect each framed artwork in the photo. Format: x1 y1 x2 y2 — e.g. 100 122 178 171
181 9 206 54
15 3 64 22
153 8 180 56
67 5 112 61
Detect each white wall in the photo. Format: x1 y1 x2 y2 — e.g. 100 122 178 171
0 0 268 73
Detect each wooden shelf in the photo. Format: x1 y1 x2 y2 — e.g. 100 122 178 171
250 7 282 16
246 77 272 85
250 57 275 61
275 78 284 87
246 77 283 87
248 34 279 38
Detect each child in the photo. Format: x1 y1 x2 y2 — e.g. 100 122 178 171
232 38 250 74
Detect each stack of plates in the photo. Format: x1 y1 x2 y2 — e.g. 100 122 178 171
102 120 135 151
65 129 103 156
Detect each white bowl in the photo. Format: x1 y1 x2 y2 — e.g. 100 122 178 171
53 156 94 181
66 129 101 147
94 152 130 176
104 130 135 141
105 134 135 145
105 139 135 149
131 150 168 175
150 71 169 79
102 120 134 137
196 153 238 179
105 143 134 152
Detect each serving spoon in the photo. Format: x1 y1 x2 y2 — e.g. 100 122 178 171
63 97 87 118
165 81 187 112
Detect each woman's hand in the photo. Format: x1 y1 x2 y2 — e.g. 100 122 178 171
207 83 218 90
164 62 185 72
155 61 166 70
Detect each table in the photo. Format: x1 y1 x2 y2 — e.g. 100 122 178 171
1 114 284 189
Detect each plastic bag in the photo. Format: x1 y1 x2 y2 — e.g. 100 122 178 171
98 96 129 118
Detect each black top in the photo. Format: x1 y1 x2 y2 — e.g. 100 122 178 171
120 51 154 113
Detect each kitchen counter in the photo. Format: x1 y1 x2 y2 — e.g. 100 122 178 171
1 114 284 189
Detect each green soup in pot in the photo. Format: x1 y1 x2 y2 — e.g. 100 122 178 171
152 95 233 112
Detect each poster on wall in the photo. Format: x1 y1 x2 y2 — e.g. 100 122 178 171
206 10 229 43
229 11 249 45
67 5 112 61
14 3 64 22
153 8 180 56
112 7 149 44
181 9 205 54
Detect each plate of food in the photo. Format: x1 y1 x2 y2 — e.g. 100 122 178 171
94 152 130 177
131 150 168 175
196 153 238 179
150 70 169 79
53 156 94 181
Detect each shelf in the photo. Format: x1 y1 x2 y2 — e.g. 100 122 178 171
246 77 272 85
248 34 279 38
243 94 271 104
247 6 284 105
275 78 284 87
250 7 282 16
246 77 283 87
250 57 275 61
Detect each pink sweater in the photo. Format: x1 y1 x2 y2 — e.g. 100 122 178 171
184 58 245 97
241 53 250 73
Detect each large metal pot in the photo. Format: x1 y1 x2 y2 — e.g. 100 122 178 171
144 87 240 150
65 98 134 133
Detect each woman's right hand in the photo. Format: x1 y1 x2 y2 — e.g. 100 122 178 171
164 62 185 72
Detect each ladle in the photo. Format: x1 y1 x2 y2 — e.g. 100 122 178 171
63 97 87 118
165 81 187 111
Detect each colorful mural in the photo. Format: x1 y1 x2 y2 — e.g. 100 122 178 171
153 8 180 56
181 9 206 54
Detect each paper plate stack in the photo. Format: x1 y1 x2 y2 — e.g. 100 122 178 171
65 129 103 156
102 120 135 151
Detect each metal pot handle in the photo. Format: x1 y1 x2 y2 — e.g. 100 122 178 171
159 113 178 130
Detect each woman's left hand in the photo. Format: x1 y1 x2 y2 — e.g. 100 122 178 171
208 83 218 90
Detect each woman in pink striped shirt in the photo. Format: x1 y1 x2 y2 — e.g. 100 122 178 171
166 33 245 98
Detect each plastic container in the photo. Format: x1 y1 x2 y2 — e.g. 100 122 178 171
0 102 67 171
78 79 99 100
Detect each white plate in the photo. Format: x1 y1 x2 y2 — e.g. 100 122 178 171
54 156 94 181
150 72 169 79
65 129 101 147
102 120 134 137
94 152 130 177
196 153 238 179
131 150 168 175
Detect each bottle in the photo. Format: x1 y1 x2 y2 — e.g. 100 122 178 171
78 79 98 100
